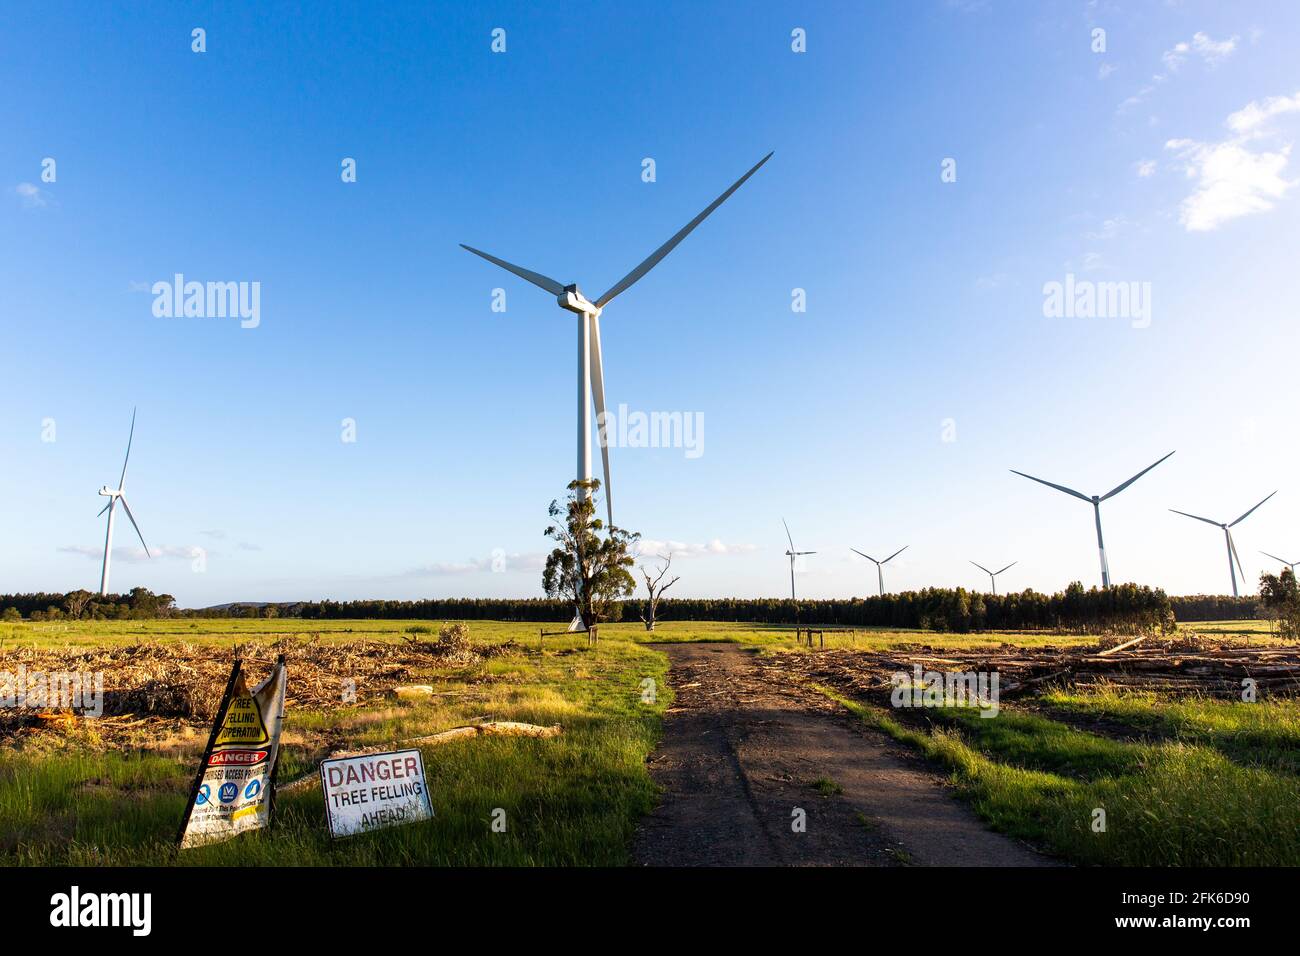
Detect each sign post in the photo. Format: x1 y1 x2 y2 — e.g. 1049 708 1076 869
178 655 287 849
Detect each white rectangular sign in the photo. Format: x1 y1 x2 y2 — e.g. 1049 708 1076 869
320 748 434 839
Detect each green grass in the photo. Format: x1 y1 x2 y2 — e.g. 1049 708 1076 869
0 628 668 866
4 617 1297 867
0 616 1118 655
809 776 844 797
817 685 1300 866
1040 686 1300 774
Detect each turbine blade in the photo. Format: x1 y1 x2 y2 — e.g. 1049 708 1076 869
1230 490 1277 527
588 313 613 528
882 546 908 564
995 561 1018 576
118 496 149 557
1169 508 1221 527
1010 470 1091 503
594 152 773 309
118 407 137 490
1100 450 1175 501
1261 551 1295 567
1228 532 1247 584
782 517 795 552
97 501 111 517
970 561 992 575
459 244 566 296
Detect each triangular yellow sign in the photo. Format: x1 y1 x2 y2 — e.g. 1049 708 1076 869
213 684 270 747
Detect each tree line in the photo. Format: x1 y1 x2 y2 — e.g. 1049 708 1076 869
2 582 1180 634
0 588 176 621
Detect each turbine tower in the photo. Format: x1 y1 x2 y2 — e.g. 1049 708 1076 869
970 560 1017 595
1169 492 1277 597
1010 450 1174 588
782 519 815 601
1261 551 1300 575
461 152 773 527
851 547 908 596
96 408 151 596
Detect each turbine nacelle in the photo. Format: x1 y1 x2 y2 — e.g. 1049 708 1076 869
557 285 600 317
98 486 119 498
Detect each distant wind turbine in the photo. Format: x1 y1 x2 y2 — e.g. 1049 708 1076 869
851 546 908 596
1010 450 1175 588
96 408 151 596
461 152 773 527
1260 551 1300 575
1169 491 1277 597
970 560 1017 595
782 519 815 601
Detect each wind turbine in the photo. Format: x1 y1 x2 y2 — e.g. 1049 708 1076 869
461 152 773 528
970 560 1017 595
1260 551 1300 575
1169 492 1277 597
96 408 151 596
851 547 908 596
1010 450 1175 588
782 519 815 601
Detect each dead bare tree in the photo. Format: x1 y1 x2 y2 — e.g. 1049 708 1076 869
638 554 680 631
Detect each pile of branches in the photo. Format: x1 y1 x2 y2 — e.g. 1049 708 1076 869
0 628 519 739
765 635 1300 701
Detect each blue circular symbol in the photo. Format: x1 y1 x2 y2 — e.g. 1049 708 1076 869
218 782 239 804
244 779 262 800
196 784 211 806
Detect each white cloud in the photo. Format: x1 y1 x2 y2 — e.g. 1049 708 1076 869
1120 31 1239 113
1135 159 1158 177
404 552 546 576
1086 216 1127 240
1165 92 1300 231
1226 91 1300 136
634 538 758 560
14 182 48 208
60 544 204 562
1166 139 1294 231
1161 32 1237 73
1098 63 1117 80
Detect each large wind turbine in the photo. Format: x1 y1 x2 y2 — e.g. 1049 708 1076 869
1169 492 1277 597
970 560 1017 595
782 519 815 601
851 546 908 596
96 408 151 596
461 152 773 527
1260 551 1300 575
1010 451 1174 588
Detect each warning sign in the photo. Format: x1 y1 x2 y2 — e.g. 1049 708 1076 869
179 658 286 849
320 749 434 839
213 691 269 747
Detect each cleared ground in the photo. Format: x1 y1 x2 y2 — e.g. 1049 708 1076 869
1 618 1296 866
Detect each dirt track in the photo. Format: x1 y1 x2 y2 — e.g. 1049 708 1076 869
632 643 1053 867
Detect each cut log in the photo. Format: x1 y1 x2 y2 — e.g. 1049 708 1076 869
1095 634 1149 657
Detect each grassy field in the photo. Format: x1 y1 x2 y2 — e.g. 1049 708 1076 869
2 617 1296 866
6 615 1242 651
0 620 669 866
813 667 1300 866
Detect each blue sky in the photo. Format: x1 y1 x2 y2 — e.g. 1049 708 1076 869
3 1 1299 606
